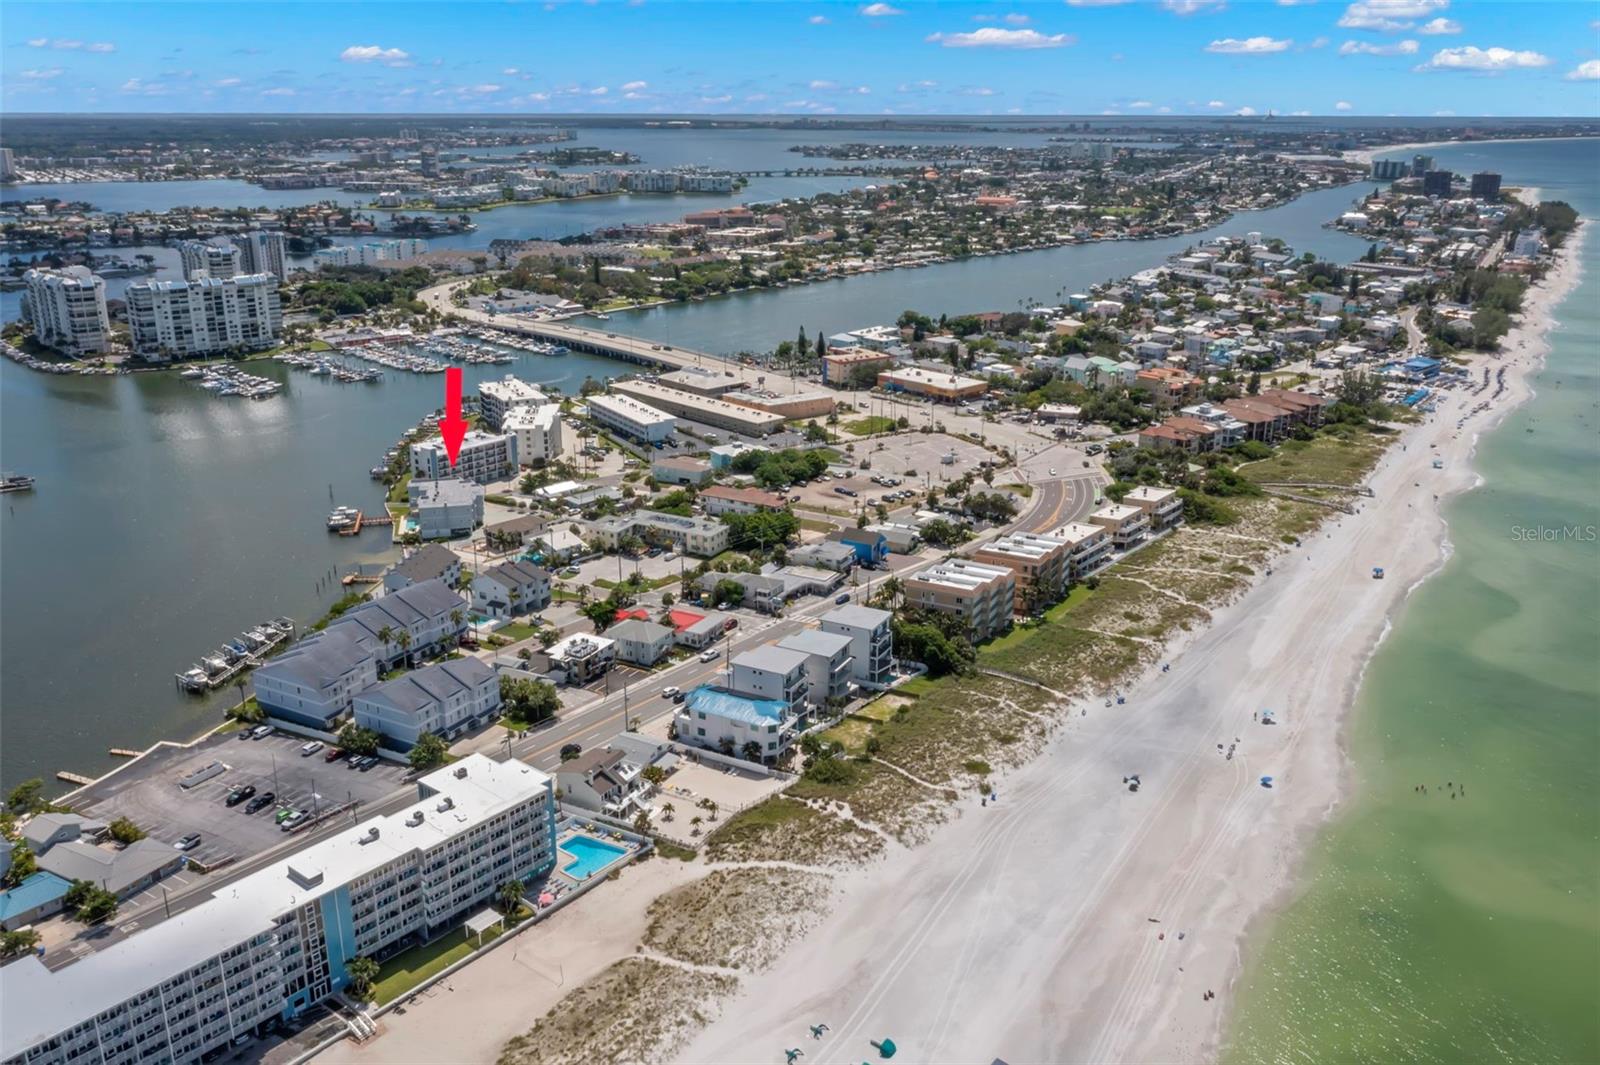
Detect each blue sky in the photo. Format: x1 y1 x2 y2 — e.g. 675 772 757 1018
5 1 1598 116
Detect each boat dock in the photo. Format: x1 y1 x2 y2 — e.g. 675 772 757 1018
328 508 394 536
56 771 95 786
175 617 295 693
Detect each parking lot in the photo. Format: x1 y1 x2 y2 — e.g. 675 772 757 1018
75 728 411 872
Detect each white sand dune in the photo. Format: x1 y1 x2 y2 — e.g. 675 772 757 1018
676 233 1585 1065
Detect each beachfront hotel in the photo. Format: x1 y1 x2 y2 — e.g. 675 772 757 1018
0 756 557 1065
21 266 111 356
410 430 519 484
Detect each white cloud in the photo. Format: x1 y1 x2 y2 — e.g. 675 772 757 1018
1335 99 1354 110
1289 109 1312 115
119 77 169 96
260 87 296 97
621 80 648 90
1206 36 1292 53
1235 105 1258 115
962 86 998 96
25 38 47 47
588 86 608 95
1418 45 1552 71
503 67 520 75
18 67 65 80
86 42 115 53
214 77 242 87
700 94 733 103
1310 35 1331 48
1566 59 1600 81
1339 38 1418 55
1163 0 1227 13
1418 17 1461 33
339 44 412 67
1003 12 1032 24
1065 0 1132 5
26 38 116 52
809 13 829 22
1338 0 1448 32
927 27 1074 48
1207 99 1226 107
49 39 83 49
859 3 903 15
1129 99 1153 108
809 79 839 89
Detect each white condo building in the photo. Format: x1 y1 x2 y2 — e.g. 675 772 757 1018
410 430 519 483
231 230 290 282
22 267 111 356
178 239 242 280
0 756 557 1065
313 239 427 270
126 274 282 360
503 404 563 465
477 374 547 431
585 392 677 444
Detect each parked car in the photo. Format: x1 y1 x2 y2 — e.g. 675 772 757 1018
356 755 379 771
280 811 309 832
299 741 324 757
275 807 299 824
244 792 275 814
224 784 257 807
324 747 345 763
835 594 851 605
250 725 273 740
175 833 202 851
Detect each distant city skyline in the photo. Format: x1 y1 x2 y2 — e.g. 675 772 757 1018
4 0 1598 117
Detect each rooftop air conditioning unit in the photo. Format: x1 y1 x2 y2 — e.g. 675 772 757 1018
453 766 469 779
437 796 455 813
358 827 380 845
406 811 424 827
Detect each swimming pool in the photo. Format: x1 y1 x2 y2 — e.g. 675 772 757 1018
559 836 628 880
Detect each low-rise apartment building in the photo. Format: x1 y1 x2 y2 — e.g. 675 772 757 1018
730 645 812 722
607 618 676 666
699 484 787 516
585 392 678 443
775 629 855 709
477 375 546 431
0 756 556 1065
410 430 519 483
971 532 1070 606
352 656 501 748
470 560 551 620
383 544 462 593
545 633 615 685
586 510 729 557
1123 485 1185 534
408 477 485 540
1088 503 1151 549
676 686 799 763
502 404 564 464
820 605 894 687
1053 521 1115 580
904 559 1016 641
609 379 787 436
253 627 378 730
327 579 470 669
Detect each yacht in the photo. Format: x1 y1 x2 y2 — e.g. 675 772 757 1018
0 473 35 494
327 506 361 531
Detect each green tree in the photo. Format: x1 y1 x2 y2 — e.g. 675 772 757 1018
741 740 764 763
336 722 382 756
500 676 561 725
107 817 146 844
0 929 41 959
641 764 666 788
496 878 526 914
0 841 37 888
5 779 49 817
345 956 381 1000
407 732 450 771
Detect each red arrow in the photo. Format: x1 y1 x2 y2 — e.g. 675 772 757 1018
439 367 468 467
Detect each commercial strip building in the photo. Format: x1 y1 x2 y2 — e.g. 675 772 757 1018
585 392 678 444
410 430 518 483
609 379 788 436
352 656 501 747
0 756 557 1065
876 366 987 402
903 559 1017 641
125 274 283 360
21 266 111 356
723 388 837 420
407 478 484 540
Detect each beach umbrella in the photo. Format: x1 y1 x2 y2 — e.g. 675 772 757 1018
871 1038 897 1058
538 892 555 906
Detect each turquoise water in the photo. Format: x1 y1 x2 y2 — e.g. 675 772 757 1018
1226 138 1600 1064
560 836 628 880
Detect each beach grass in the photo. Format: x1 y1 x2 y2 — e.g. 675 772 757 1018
705 795 887 865
642 867 833 971
818 717 875 754
1239 426 1390 488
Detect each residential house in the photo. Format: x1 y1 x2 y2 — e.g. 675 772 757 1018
0 872 72 931
775 629 855 709
253 627 379 730
608 618 676 666
1123 485 1185 534
820 605 894 687
826 527 889 568
554 748 646 817
865 523 921 553
731 645 812 722
37 839 183 900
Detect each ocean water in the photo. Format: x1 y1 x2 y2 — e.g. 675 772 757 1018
1224 139 1600 1064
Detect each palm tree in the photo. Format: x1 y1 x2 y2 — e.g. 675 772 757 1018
661 801 675 822
449 609 464 646
703 799 719 822
632 811 652 835
395 629 412 662
344 956 380 1000
690 815 704 837
496 878 525 915
376 625 394 649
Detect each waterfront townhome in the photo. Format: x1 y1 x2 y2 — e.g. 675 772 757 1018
470 560 551 620
328 578 469 669
675 686 799 764
382 543 462 594
253 627 379 730
352 656 501 748
819 604 894 688
1088 503 1151 550
1123 485 1185 534
0 756 556 1065
731 645 812 721
903 559 1017 641
410 430 519 484
477 374 546 431
1053 521 1115 580
408 478 485 540
775 629 855 709
971 531 1070 608
554 748 646 817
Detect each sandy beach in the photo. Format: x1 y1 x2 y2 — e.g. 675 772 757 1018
669 234 1586 1065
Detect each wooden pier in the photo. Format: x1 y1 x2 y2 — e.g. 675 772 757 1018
335 511 395 536
56 770 94 786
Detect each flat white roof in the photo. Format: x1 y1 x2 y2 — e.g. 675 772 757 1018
979 532 1067 561
910 558 1012 591
1124 485 1179 504
1054 521 1108 547
879 366 986 390
1092 503 1145 522
588 392 677 426
1 755 550 1060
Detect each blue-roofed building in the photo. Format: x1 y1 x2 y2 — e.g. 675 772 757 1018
826 527 889 568
0 872 71 931
1401 356 1442 380
675 684 799 764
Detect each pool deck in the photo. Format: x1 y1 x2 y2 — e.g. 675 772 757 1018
550 821 640 888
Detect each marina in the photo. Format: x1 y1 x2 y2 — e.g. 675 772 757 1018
173 617 295 693
277 351 384 383
177 364 283 399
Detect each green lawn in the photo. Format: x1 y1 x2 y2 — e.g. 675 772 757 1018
818 717 875 754
843 416 897 436
980 584 1096 656
372 926 503 1005
495 622 542 642
386 472 414 503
